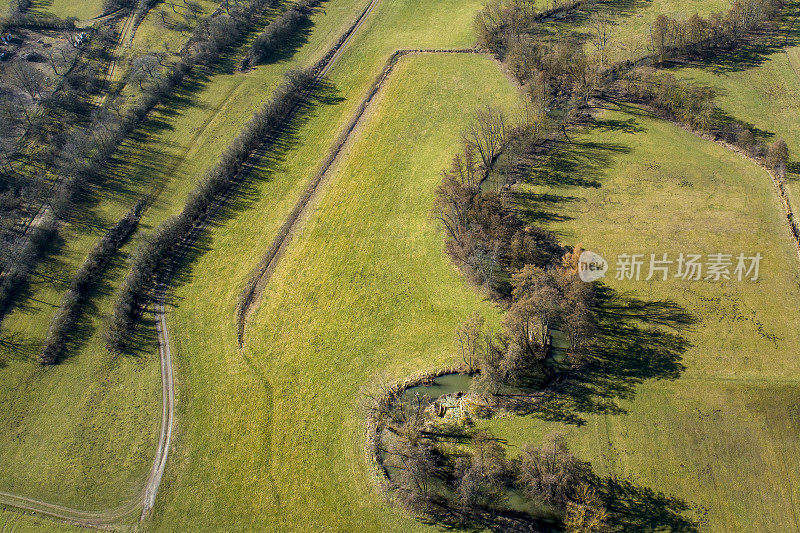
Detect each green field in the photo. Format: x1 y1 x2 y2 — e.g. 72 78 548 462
0 509 83 532
0 0 494 526
151 51 521 530
0 212 161 512
477 103 800 531
2 0 798 529
675 43 800 222
31 0 104 20
0 0 366 520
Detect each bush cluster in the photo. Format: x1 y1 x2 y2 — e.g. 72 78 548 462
648 0 784 61
385 404 608 532
434 109 564 295
475 0 588 57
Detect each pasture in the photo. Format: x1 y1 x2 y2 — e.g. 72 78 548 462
479 103 800 531
151 51 521 530
0 0 365 520
2 0 798 529
31 0 105 20
675 41 800 221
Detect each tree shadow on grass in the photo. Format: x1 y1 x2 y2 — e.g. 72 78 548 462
0 227 66 326
513 283 695 426
0 329 39 366
508 135 629 231
249 15 315 67
113 78 346 359
597 477 700 532
400 427 699 532
49 244 135 364
529 0 652 46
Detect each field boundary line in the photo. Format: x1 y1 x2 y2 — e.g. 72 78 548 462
684 126 800 264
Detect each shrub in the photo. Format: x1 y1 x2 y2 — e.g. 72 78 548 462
767 139 789 175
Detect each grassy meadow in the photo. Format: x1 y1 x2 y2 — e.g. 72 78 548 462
126 0 220 58
111 0 228 92
478 102 800 531
152 51 522 530
1 0 798 529
0 0 492 525
31 0 105 20
674 40 800 222
0 0 367 520
0 509 84 532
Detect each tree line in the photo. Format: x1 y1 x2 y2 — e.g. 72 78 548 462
385 397 607 532
475 0 788 111
434 106 564 296
105 68 315 352
461 257 595 395
400 100 602 529
105 0 393 349
40 201 144 364
649 0 785 62
621 68 790 177
241 0 322 69
0 0 277 324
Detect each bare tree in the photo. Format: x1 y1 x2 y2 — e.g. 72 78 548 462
518 433 589 507
589 12 612 67
129 54 161 89
455 431 507 511
463 106 507 172
564 484 609 532
9 62 48 100
767 138 789 176
456 312 486 371
650 14 671 60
